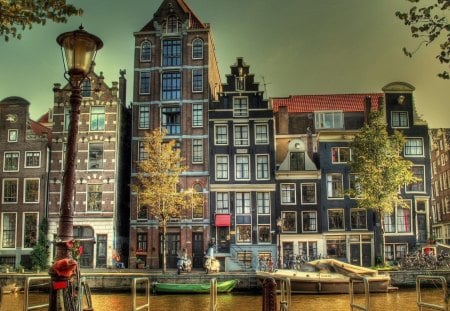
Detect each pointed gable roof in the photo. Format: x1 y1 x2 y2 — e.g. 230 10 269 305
272 93 383 113
140 0 206 32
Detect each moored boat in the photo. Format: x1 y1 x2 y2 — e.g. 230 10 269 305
256 259 391 294
153 279 238 294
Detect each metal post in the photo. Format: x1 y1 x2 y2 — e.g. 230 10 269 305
48 83 82 311
262 278 277 311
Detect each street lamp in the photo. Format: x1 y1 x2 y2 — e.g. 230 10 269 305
276 217 283 269
49 26 102 311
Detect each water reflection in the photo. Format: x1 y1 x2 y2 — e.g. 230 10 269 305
0 289 444 311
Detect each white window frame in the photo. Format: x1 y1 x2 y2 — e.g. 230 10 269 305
328 208 345 231
280 183 296 204
192 103 203 128
24 151 41 168
405 165 426 193
235 154 250 180
139 71 151 94
281 211 297 233
404 138 424 157
215 155 229 181
233 96 248 117
22 212 39 249
216 192 229 214
236 192 251 214
302 211 317 232
3 151 20 172
314 111 343 129
1 212 17 248
140 41 151 62
139 105 150 129
350 208 367 230
234 124 249 146
214 124 228 145
256 192 270 214
192 138 203 164
391 111 409 128
255 123 269 144
23 178 40 203
192 38 203 59
327 173 344 199
7 129 18 142
301 183 317 204
256 154 269 180
192 69 203 92
331 147 352 163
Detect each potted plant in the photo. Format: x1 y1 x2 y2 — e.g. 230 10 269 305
136 258 145 269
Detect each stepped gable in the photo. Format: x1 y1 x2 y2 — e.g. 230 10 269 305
140 0 206 31
222 57 261 92
272 93 383 113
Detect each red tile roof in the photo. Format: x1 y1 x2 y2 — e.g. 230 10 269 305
272 93 383 113
29 119 52 144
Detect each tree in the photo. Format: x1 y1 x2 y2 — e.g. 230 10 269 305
0 0 82 41
131 128 201 273
30 218 49 270
348 111 416 265
396 0 450 79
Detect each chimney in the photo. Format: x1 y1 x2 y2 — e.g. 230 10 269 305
278 106 289 135
119 69 127 107
364 96 371 124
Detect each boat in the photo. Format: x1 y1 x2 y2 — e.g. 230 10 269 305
153 279 238 294
256 259 391 294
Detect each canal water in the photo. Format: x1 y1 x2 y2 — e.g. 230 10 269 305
0 288 445 310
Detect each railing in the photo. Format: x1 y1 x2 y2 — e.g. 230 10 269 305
23 276 51 311
279 278 291 311
349 276 371 311
132 277 150 311
416 275 448 311
210 278 217 311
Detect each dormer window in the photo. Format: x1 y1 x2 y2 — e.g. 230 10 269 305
81 80 91 97
314 111 343 129
164 16 181 33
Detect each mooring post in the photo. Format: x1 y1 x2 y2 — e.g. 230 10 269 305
262 277 277 311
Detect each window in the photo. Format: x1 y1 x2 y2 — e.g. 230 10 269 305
88 143 103 170
256 192 270 214
281 211 297 232
162 107 181 135
332 147 351 163
391 111 409 128
23 213 38 248
404 138 424 156
326 236 346 258
255 124 269 144
162 39 181 66
164 16 181 33
2 213 16 248
137 205 148 220
162 72 181 100
215 155 229 180
90 106 105 131
315 111 343 129
81 79 91 97
2 179 18 203
301 183 316 204
384 201 412 233
406 166 425 192
4 152 19 171
192 69 203 92
192 38 203 59
24 179 39 203
236 225 251 244
138 141 148 161
192 103 203 127
235 155 250 180
290 152 305 171
256 155 269 180
137 233 148 253
327 173 343 198
192 139 203 164
302 211 317 232
216 192 229 214
281 183 296 204
192 184 204 219
258 225 271 243
8 129 18 142
140 41 151 61
139 105 150 129
234 125 249 146
328 209 344 230
298 241 318 260
139 71 151 94
351 209 367 229
215 125 228 145
25 151 40 168
349 173 362 198
385 243 408 261
236 192 251 214
64 108 70 131
87 184 102 212
233 97 248 117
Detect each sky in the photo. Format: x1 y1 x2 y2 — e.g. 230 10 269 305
0 0 448 127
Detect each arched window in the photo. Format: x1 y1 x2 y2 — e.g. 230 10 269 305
192 38 203 59
140 41 151 61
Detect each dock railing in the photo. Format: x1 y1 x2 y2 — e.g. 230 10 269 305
279 278 291 311
416 275 448 311
23 276 51 311
132 277 150 311
210 278 217 311
349 275 371 311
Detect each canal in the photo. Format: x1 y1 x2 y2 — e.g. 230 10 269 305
0 288 446 311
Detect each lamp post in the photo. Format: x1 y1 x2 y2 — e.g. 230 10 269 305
48 26 102 311
276 217 283 269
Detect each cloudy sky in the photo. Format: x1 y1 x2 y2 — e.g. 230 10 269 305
1 0 448 127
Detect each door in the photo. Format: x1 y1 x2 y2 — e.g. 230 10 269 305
350 243 361 266
217 227 230 253
74 226 94 268
160 233 180 268
192 232 204 268
96 234 107 268
417 214 427 243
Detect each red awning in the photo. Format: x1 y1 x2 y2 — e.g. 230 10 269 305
215 214 231 227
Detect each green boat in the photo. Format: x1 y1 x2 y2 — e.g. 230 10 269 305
153 279 238 294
